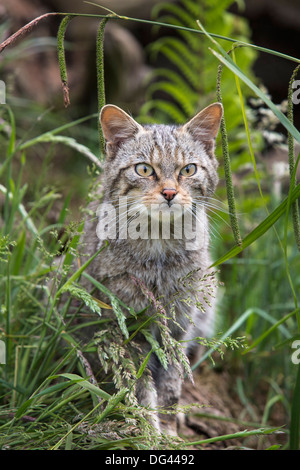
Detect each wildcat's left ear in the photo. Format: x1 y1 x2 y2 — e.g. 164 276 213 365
182 103 223 141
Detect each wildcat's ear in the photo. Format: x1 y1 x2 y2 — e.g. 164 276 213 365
182 103 223 141
100 105 143 145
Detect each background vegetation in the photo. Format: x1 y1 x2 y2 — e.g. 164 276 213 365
0 0 299 450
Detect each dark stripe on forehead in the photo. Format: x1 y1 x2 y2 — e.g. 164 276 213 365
153 125 178 147
152 127 183 162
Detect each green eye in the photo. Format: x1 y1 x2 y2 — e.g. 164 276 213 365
180 164 197 177
135 163 154 177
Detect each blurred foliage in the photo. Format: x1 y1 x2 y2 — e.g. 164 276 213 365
140 0 257 123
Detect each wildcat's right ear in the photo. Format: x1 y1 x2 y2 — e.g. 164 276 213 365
182 102 223 141
100 105 143 147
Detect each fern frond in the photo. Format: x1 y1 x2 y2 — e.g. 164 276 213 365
139 100 187 124
147 81 195 116
149 67 196 89
148 37 201 71
183 0 203 18
150 14 202 52
143 0 259 133
205 0 236 19
148 67 199 103
153 44 199 89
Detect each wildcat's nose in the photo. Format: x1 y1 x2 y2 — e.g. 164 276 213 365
162 188 177 201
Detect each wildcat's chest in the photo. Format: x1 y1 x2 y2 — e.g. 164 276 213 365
106 239 194 287
95 238 202 316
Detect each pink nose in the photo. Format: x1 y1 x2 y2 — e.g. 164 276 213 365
162 188 177 201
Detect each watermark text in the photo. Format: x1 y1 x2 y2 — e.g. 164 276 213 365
291 340 300 365
292 80 300 105
0 80 6 104
0 340 5 364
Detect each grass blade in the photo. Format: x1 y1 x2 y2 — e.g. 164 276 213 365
244 308 300 353
82 272 131 339
56 242 108 296
186 426 283 447
59 373 111 400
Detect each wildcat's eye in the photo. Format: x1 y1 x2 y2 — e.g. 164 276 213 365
180 164 197 177
135 163 154 177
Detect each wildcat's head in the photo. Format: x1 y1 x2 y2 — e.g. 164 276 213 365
99 103 223 223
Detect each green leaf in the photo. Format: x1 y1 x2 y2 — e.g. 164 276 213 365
136 349 153 379
94 387 129 424
243 308 300 353
56 242 108 296
83 272 131 338
17 113 98 151
62 221 84 269
59 373 111 400
15 379 80 419
141 328 168 370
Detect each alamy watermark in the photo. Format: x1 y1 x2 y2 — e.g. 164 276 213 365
0 340 5 364
291 340 300 365
292 80 300 105
95 198 207 250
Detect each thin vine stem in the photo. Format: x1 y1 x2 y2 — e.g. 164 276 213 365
96 17 109 158
57 15 73 107
1 11 299 64
216 62 242 246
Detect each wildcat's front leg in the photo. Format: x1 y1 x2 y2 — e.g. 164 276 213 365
154 363 182 436
135 375 161 433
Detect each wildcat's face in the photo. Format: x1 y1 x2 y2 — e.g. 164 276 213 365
100 104 223 222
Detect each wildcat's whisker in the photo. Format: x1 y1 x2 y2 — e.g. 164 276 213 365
193 196 242 218
193 201 232 228
187 205 222 241
192 197 230 213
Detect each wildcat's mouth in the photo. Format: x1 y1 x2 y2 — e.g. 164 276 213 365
145 200 189 222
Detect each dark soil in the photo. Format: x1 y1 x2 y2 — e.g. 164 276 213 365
179 364 288 450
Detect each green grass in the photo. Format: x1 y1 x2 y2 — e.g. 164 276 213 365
1 103 296 450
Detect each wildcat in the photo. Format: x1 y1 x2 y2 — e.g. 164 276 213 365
79 102 223 435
